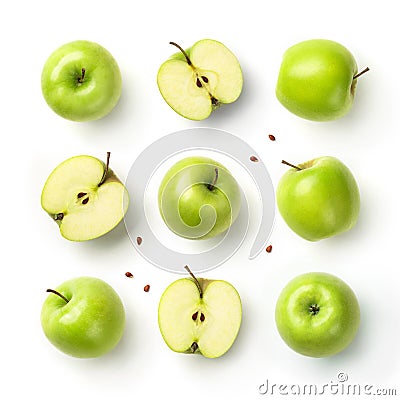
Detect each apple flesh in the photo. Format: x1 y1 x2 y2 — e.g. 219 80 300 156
275 272 360 358
158 156 241 239
41 152 129 241
41 276 126 358
41 40 122 121
276 39 368 121
157 39 243 120
158 267 242 358
277 156 360 241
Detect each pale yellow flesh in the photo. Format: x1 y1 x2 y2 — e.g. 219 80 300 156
41 155 129 241
157 39 243 120
158 278 242 358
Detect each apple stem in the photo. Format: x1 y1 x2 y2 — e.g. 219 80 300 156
169 42 192 66
98 151 111 186
77 68 86 84
46 289 69 304
353 67 370 80
184 265 203 298
207 168 219 191
281 160 302 171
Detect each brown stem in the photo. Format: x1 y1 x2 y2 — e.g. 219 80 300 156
169 42 192 66
207 168 219 191
353 67 370 80
99 151 111 186
46 289 69 304
77 68 86 84
281 160 302 171
184 265 203 298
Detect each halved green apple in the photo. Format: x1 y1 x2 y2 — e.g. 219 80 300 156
157 39 243 120
41 153 129 241
158 266 242 358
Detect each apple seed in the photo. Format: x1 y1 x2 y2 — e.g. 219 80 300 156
250 156 259 162
136 236 143 245
192 311 198 321
200 313 205 322
77 192 87 198
201 76 209 83
196 78 203 88
268 134 276 141
125 272 134 278
266 245 273 253
144 284 150 292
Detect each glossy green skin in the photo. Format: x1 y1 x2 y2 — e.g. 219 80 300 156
275 272 360 358
276 39 358 121
41 40 122 121
277 156 360 241
41 277 125 358
158 157 241 239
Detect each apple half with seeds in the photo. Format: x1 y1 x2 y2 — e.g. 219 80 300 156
157 39 243 120
158 266 242 358
41 152 129 241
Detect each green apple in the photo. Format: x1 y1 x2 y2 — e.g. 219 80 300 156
41 276 126 358
41 40 122 121
157 39 243 120
158 156 241 239
275 272 360 358
158 266 242 358
41 152 129 241
277 157 360 241
276 39 369 121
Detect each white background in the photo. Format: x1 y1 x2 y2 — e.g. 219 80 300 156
1 0 399 399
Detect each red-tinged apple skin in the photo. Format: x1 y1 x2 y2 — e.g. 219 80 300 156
41 277 125 358
277 156 360 241
276 39 358 121
41 40 122 122
275 272 360 358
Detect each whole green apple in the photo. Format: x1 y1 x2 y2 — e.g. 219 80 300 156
275 272 360 358
41 277 126 358
277 156 360 241
158 156 241 239
41 40 122 121
276 39 369 121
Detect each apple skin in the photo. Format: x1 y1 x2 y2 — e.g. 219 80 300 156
276 39 358 121
158 156 241 239
41 40 122 121
275 272 360 358
277 156 360 241
41 277 125 358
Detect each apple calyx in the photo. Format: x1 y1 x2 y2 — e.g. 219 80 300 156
46 288 69 304
309 303 320 316
169 41 219 107
281 160 302 171
353 67 370 80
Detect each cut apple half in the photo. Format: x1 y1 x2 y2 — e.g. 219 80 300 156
158 266 242 358
157 39 243 120
41 153 129 241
